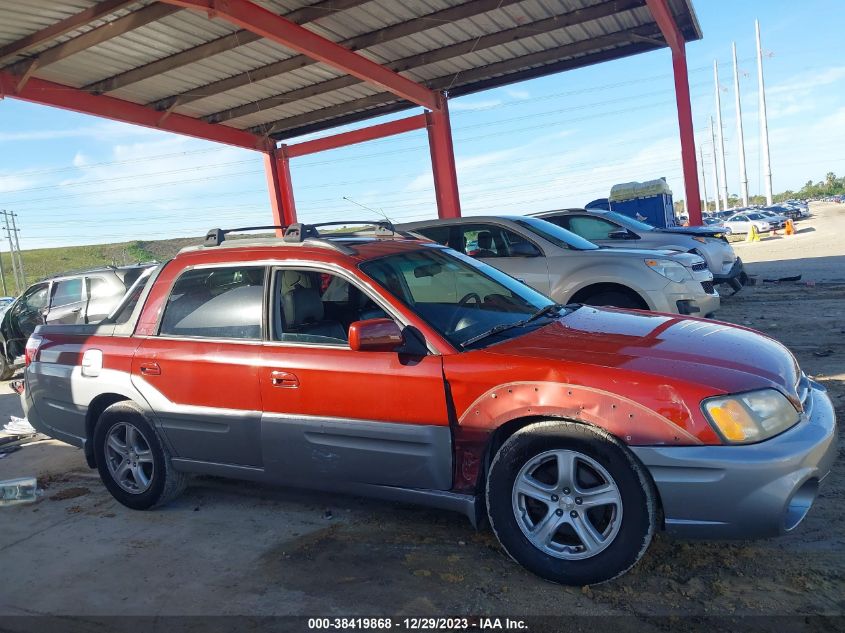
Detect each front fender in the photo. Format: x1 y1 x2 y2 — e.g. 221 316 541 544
459 381 703 446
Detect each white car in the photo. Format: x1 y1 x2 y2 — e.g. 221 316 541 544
723 212 771 235
399 216 720 317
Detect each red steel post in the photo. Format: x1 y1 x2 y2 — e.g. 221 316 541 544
264 145 296 233
645 0 702 225
426 94 462 219
671 46 702 225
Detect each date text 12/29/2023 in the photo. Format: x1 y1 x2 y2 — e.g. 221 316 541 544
307 618 528 630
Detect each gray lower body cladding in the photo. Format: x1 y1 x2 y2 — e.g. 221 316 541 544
632 382 837 538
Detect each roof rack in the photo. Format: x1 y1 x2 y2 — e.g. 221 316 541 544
204 220 400 248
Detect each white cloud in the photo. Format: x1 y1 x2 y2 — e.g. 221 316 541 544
449 99 503 111
0 121 163 143
507 89 531 100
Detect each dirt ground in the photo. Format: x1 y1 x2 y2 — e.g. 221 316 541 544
0 203 843 623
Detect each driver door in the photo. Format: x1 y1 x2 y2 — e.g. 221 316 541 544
460 223 551 296
259 266 452 491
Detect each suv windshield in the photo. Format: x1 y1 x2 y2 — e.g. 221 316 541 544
360 247 559 349
512 217 599 250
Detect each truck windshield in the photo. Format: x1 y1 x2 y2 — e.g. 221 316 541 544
360 247 561 349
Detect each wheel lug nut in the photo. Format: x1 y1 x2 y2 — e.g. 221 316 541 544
563 488 570 494
570 511 578 518
551 495 559 502
575 498 582 505
555 509 564 516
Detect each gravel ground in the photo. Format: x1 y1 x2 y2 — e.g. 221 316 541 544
0 202 843 623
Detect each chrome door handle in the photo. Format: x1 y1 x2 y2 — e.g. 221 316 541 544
270 370 299 388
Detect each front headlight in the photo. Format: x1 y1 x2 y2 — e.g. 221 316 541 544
702 389 801 444
645 258 689 283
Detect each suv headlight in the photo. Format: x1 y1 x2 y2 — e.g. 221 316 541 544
645 259 689 283
702 389 801 444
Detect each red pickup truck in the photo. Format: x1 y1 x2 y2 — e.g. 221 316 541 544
21 223 837 585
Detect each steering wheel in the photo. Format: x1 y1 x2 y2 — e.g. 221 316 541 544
458 292 482 308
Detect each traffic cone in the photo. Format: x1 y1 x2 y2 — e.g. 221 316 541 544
785 219 795 236
746 225 760 242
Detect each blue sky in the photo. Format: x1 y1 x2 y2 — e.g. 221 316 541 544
1 0 844 249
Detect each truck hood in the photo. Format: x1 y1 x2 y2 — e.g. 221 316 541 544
655 226 727 238
487 306 800 396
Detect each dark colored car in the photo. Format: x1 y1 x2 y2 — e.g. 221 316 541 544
0 264 154 379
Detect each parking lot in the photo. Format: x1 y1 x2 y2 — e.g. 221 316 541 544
0 202 841 622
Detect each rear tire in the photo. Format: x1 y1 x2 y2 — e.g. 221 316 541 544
486 420 656 585
93 401 186 510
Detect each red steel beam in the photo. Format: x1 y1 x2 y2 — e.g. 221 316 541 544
645 0 684 53
160 0 441 111
264 146 296 232
426 95 461 219
0 70 268 151
286 114 427 158
645 0 701 224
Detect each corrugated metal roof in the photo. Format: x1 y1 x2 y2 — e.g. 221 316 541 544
0 0 702 140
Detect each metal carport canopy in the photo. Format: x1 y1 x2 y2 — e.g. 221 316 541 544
0 0 704 227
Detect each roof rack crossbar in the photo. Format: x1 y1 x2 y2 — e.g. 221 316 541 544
206 220 399 248
205 225 286 247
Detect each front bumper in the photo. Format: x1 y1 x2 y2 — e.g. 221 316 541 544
631 381 837 539
713 257 745 284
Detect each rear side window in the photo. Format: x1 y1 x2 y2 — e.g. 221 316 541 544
87 276 123 299
159 266 265 339
566 216 618 241
51 278 83 307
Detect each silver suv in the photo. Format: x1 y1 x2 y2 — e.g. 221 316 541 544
398 216 719 316
531 208 745 291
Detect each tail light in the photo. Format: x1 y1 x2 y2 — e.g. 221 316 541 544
24 335 43 367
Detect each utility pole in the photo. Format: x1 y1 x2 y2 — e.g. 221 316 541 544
699 144 710 213
732 42 750 207
756 19 773 205
714 60 730 210
0 241 7 296
9 212 25 288
709 117 722 213
1 211 21 295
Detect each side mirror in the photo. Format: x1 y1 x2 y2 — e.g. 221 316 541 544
348 318 404 352
608 229 636 240
509 242 541 257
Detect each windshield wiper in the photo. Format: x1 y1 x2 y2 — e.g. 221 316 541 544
460 303 565 348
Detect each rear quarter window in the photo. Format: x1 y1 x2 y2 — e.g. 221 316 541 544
159 266 265 339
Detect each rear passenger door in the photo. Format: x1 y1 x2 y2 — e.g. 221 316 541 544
46 278 86 325
131 265 267 468
258 265 452 491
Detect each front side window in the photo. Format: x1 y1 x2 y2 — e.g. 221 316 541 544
361 247 556 348
159 266 265 339
22 284 49 311
271 269 389 346
51 278 83 307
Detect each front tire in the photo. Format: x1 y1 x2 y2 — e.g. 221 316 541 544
580 289 646 310
93 401 186 510
486 420 656 585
